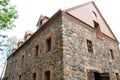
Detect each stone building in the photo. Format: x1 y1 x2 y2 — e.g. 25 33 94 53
3 1 120 80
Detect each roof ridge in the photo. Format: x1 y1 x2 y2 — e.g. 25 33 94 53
64 1 94 12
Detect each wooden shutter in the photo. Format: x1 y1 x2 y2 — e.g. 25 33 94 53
88 72 95 80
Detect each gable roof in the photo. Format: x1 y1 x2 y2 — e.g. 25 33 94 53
36 15 49 29
64 1 118 42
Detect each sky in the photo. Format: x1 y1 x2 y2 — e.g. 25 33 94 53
7 0 120 41
0 0 120 77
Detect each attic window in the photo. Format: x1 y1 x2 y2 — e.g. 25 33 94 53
92 11 97 18
94 21 99 28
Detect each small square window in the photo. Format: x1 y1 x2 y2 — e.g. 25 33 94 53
46 38 51 52
33 73 36 80
94 21 99 28
87 40 93 53
35 45 39 57
45 71 50 80
110 49 114 59
5 77 8 80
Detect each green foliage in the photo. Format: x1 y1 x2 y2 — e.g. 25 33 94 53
0 0 18 30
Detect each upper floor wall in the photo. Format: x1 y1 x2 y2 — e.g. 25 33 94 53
65 1 118 42
62 13 120 80
4 12 63 80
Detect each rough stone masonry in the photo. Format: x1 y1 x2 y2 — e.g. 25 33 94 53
3 1 120 80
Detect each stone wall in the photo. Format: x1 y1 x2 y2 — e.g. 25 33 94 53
4 17 63 80
62 16 120 80
4 12 120 80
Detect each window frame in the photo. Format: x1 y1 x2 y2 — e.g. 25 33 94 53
21 55 24 65
87 39 93 53
45 71 50 80
116 73 119 80
110 49 114 59
46 37 51 52
42 66 53 80
34 45 39 57
32 73 36 80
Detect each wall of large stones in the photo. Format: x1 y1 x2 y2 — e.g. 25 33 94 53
62 16 120 80
4 17 63 80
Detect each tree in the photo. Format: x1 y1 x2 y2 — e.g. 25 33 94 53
0 0 18 78
0 36 17 78
0 0 18 30
0 0 18 54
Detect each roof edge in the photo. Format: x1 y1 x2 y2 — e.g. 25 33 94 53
64 1 94 12
62 11 119 44
64 1 119 42
7 9 62 60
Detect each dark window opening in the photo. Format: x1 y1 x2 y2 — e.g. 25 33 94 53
33 73 36 80
116 73 119 80
45 71 50 80
87 40 93 53
12 76 14 80
94 21 101 33
46 38 51 52
94 21 99 28
5 77 8 80
35 45 39 57
110 49 114 59
88 71 110 80
21 55 24 65
19 75 21 80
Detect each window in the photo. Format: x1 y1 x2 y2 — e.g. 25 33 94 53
33 73 36 80
19 75 21 80
87 40 93 53
15 59 17 67
87 70 110 80
94 21 99 29
21 55 24 65
116 73 119 80
12 76 14 80
45 71 50 80
110 49 114 59
46 38 51 52
35 45 39 57
92 11 97 18
5 77 8 80
94 21 101 34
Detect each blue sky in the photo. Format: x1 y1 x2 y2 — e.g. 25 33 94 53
0 0 120 76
